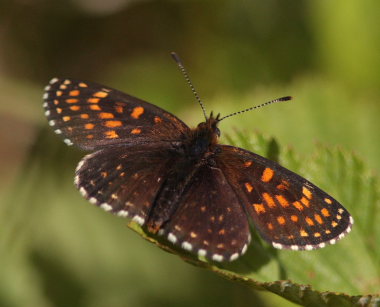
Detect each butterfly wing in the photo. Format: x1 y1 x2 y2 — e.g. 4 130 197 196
43 78 190 150
160 164 251 262
75 143 175 224
217 145 353 250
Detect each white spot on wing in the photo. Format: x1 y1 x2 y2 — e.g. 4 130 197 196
290 245 299 251
241 244 248 255
116 210 129 217
49 120 55 126
132 215 145 225
89 197 97 204
198 249 206 257
50 78 59 84
181 241 193 251
43 102 48 108
305 245 313 250
100 203 112 212
54 129 62 134
76 160 85 172
229 253 239 261
64 139 73 146
43 93 48 100
212 254 223 262
272 242 283 249
329 239 336 245
79 187 87 197
45 110 50 116
168 233 177 244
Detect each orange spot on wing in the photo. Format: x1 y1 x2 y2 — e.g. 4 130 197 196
275 194 289 207
332 221 338 227
321 208 330 217
305 217 314 226
300 229 308 237
104 130 119 138
261 168 274 182
325 229 331 234
104 120 122 127
86 134 94 139
267 223 274 230
54 100 59 105
314 232 321 237
314 214 323 224
277 180 289 190
70 105 80 111
115 106 123 113
302 186 313 199
324 198 332 204
90 105 101 111
131 106 144 119
66 98 78 103
88 98 100 103
56 91 63 96
99 112 114 119
85 123 94 129
94 91 108 98
56 108 62 114
253 204 265 214
79 82 88 87
277 216 286 225
245 182 253 193
262 192 276 208
63 116 70 122
80 113 89 119
244 161 252 167
69 90 80 96
292 201 303 211
154 116 162 123
131 128 141 134
291 215 298 222
300 197 310 207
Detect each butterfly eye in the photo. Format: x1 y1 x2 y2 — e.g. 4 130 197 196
216 128 221 137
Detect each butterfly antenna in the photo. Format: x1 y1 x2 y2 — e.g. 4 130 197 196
218 96 292 122
171 52 207 120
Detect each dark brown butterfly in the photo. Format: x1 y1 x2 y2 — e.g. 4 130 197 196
43 53 353 262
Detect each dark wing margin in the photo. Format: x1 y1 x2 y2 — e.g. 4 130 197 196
75 144 175 224
217 145 353 251
43 78 190 150
160 164 251 262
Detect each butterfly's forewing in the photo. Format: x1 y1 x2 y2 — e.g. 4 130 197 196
217 145 353 250
75 144 175 224
161 164 251 262
43 78 190 150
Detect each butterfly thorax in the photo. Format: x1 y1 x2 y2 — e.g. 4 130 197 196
185 116 220 159
146 116 220 233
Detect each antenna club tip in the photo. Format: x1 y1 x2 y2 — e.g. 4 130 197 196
170 52 181 64
280 96 293 101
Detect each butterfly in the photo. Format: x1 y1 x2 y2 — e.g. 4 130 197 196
43 53 353 262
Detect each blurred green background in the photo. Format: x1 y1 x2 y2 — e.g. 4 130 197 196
1 1 379 306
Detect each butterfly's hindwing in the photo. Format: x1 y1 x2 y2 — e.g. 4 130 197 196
43 78 190 150
160 164 251 262
217 145 353 250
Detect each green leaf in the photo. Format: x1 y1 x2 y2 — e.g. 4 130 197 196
129 130 380 306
